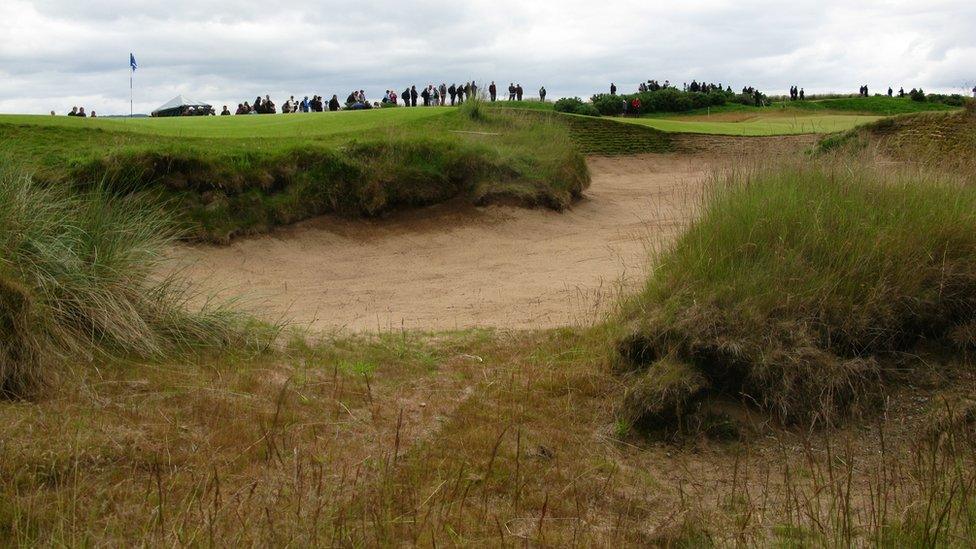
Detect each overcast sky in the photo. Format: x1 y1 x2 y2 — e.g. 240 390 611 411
2 0 974 114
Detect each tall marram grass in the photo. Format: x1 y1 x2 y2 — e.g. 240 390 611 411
0 169 246 397
617 160 976 431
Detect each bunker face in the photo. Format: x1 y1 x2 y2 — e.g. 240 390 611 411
175 154 709 331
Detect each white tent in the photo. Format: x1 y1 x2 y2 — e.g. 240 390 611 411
151 95 212 117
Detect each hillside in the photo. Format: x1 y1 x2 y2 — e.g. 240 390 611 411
0 106 590 243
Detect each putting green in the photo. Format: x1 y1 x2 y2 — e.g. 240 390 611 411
0 107 452 139
615 114 882 136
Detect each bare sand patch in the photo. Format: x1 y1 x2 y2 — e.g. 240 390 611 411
175 138 813 332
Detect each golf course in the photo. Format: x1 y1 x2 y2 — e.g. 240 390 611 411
2 93 975 546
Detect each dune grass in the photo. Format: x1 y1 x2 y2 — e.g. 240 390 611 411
0 106 589 242
616 161 976 430
0 169 255 397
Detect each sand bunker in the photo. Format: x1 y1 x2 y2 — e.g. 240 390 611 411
175 150 780 332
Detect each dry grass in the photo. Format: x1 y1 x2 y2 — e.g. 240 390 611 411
1 326 974 546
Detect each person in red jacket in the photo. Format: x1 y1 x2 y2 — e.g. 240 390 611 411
630 97 641 116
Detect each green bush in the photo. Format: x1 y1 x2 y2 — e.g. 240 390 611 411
553 97 600 117
910 88 926 102
591 94 625 116
617 162 976 430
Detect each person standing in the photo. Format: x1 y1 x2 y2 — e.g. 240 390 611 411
489 81 497 102
516 84 523 101
539 86 547 102
421 86 430 106
439 83 447 106
508 83 516 101
610 82 617 96
448 84 457 106
410 86 418 107
457 83 465 105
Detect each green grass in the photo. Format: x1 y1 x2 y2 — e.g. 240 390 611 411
617 113 881 136
778 95 960 115
0 105 589 242
0 107 450 139
617 161 976 429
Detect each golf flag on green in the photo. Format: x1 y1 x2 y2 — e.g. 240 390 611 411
130 53 137 71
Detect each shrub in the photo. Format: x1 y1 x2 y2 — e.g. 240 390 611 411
0 171 243 397
617 162 976 430
909 88 926 102
590 94 624 116
553 97 600 117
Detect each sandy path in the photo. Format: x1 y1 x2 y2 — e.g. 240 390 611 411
176 154 711 332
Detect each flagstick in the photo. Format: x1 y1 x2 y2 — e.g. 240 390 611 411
130 71 133 118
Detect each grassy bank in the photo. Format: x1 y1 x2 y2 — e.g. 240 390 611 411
818 108 976 172
0 105 589 243
616 161 976 431
0 170 253 397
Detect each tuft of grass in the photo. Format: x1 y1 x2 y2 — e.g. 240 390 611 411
0 169 252 397
617 160 976 427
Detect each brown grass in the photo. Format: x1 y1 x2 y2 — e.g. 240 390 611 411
1 326 974 545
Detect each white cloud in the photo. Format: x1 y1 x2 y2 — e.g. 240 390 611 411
1 0 973 114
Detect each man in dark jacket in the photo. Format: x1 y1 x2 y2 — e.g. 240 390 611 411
539 86 547 102
410 86 418 107
403 88 411 106
489 81 497 101
329 95 341 111
457 84 465 104
508 83 516 101
516 84 523 101
421 86 430 106
610 83 617 95
448 84 457 106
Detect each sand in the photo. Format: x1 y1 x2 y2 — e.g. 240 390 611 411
174 153 725 332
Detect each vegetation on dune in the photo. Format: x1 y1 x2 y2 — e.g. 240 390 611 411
0 106 590 243
616 162 976 432
0 170 252 397
818 106 976 170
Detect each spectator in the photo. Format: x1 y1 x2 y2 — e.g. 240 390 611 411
508 83 516 101
329 95 341 111
449 84 457 106
77 107 87 117
610 83 617 96
539 86 547 102
439 83 447 106
68 106 78 116
90 111 97 118
489 81 497 102
221 105 231 115
516 84 523 101
410 86 418 107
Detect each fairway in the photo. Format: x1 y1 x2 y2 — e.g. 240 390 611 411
0 107 451 138
616 113 881 136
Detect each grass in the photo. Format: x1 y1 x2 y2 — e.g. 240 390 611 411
0 107 450 139
0 168 254 397
779 95 960 115
618 113 881 136
1 325 974 545
616 160 976 429
0 105 590 242
818 108 976 173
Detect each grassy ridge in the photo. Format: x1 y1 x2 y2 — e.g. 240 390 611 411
620 113 880 136
781 95 960 115
818 109 976 171
0 106 590 242
616 162 976 431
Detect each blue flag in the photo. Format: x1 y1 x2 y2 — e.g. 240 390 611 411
130 53 137 71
